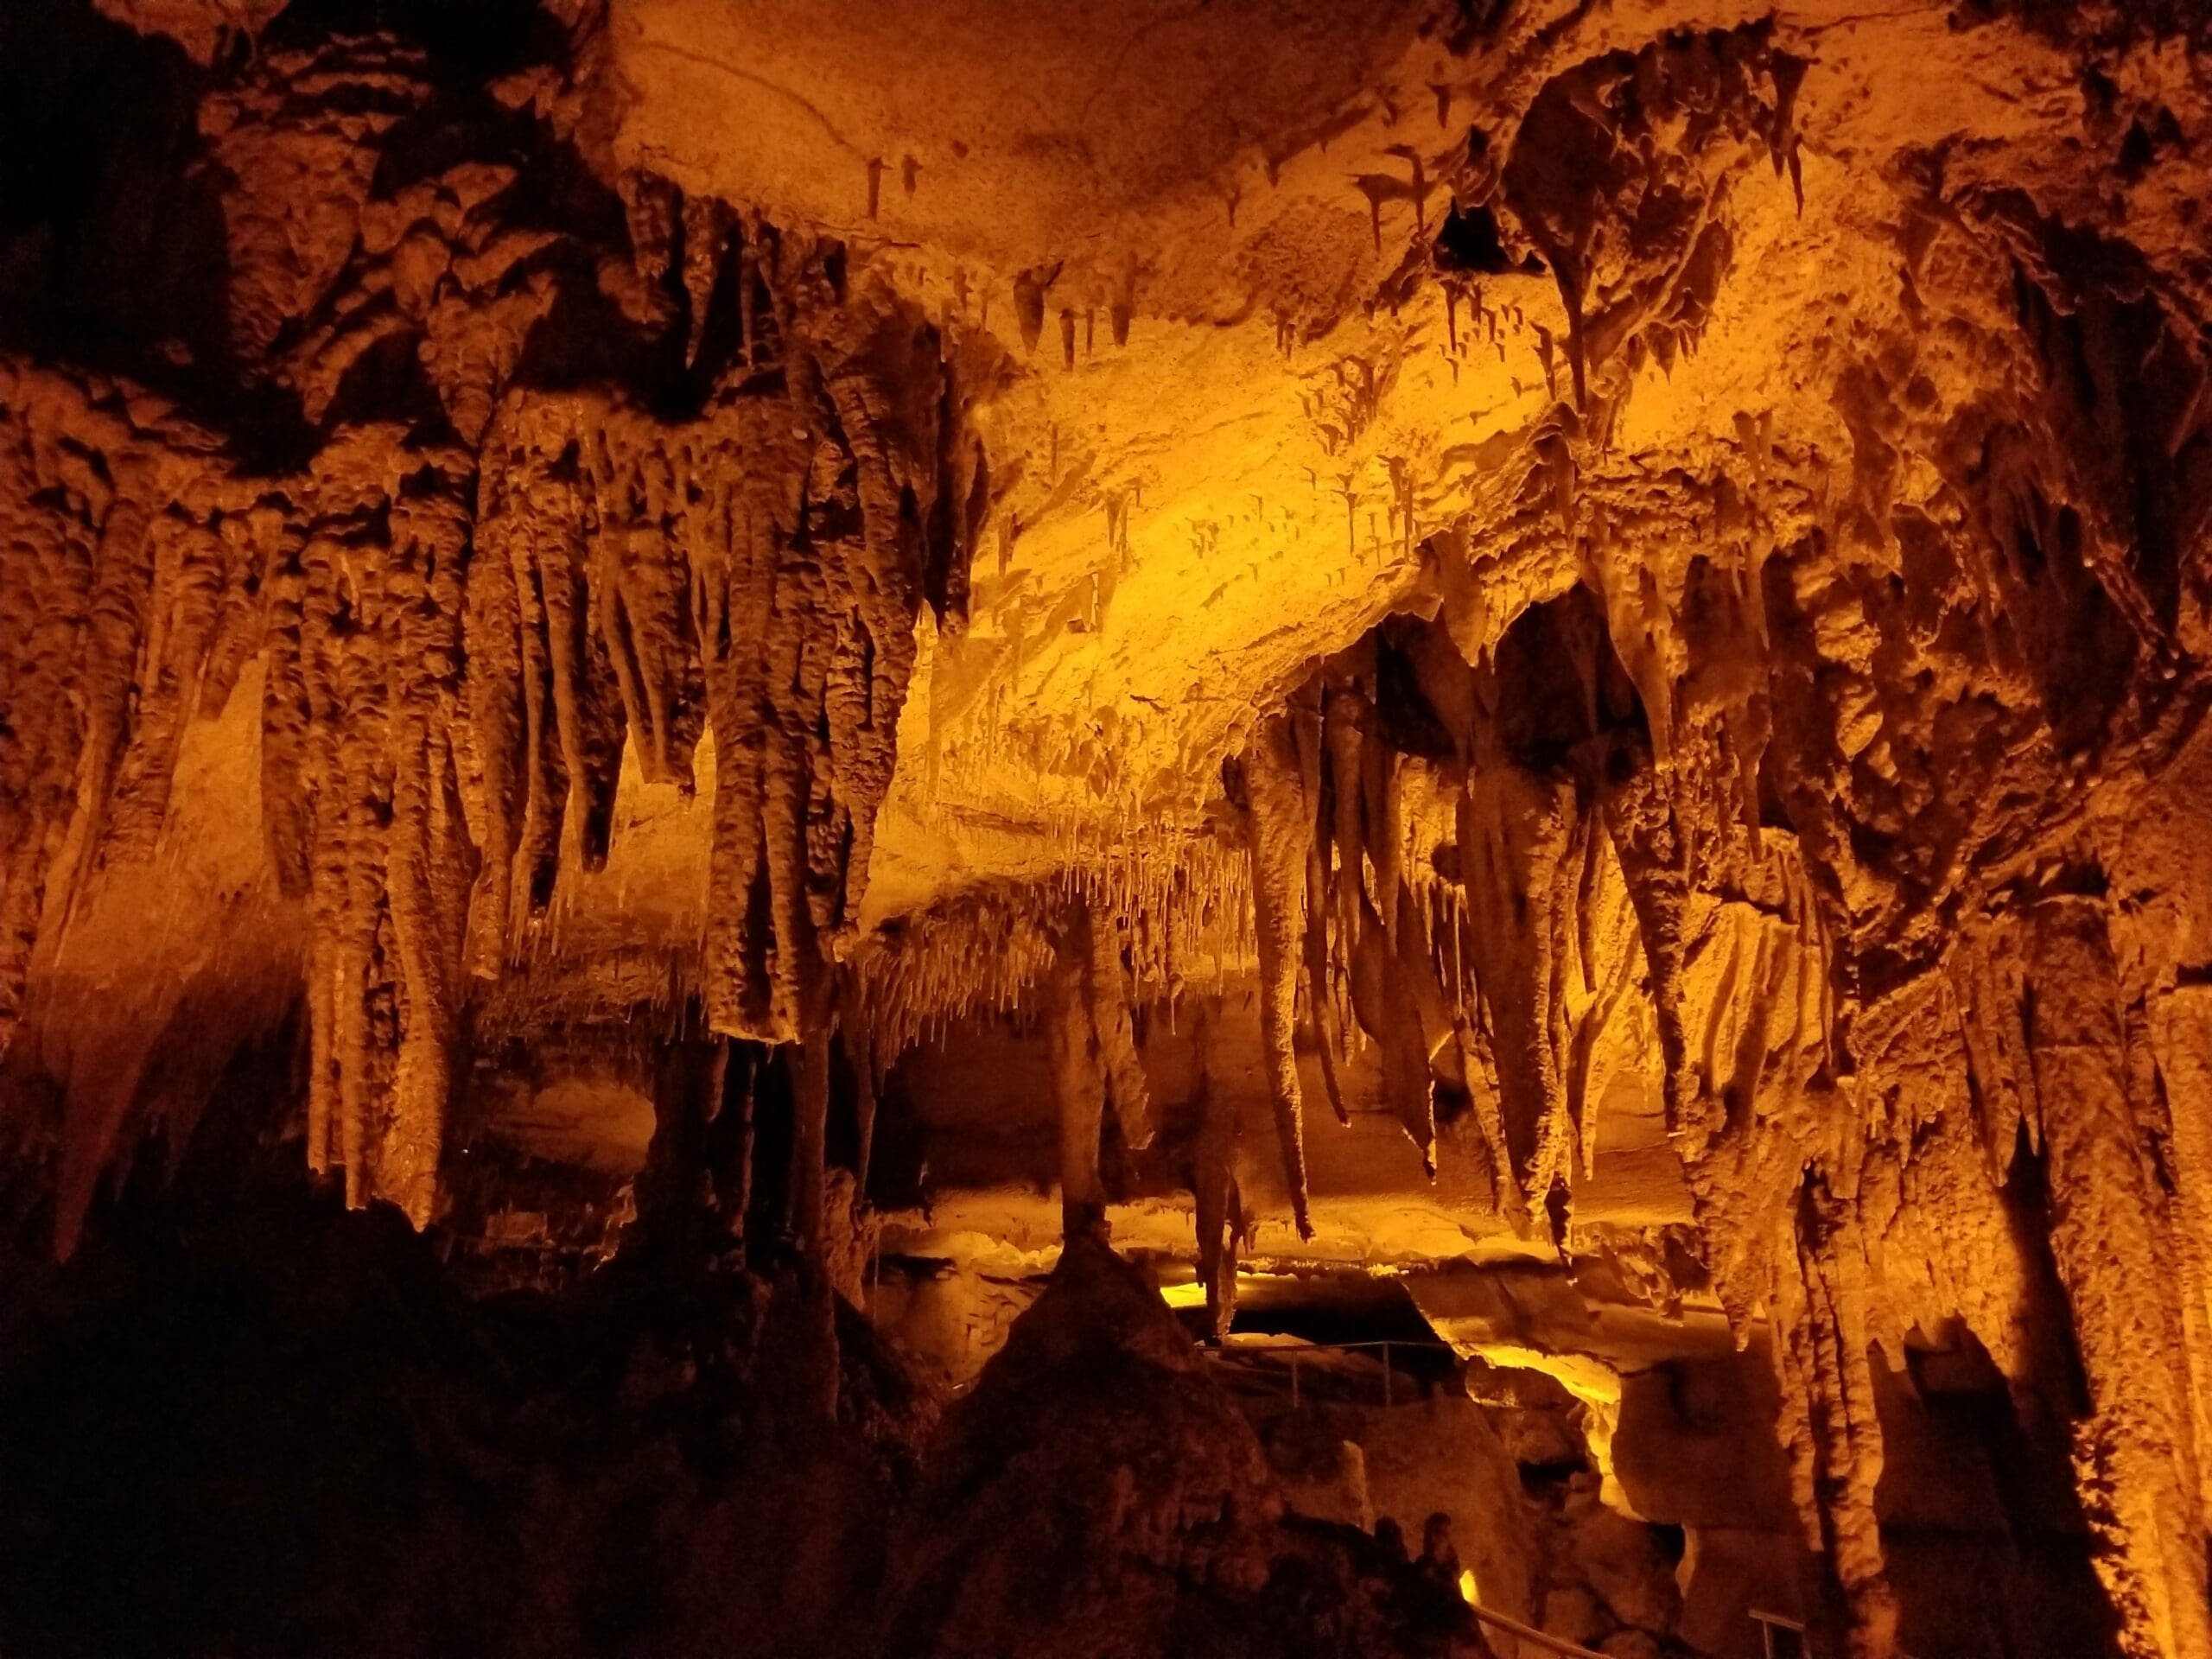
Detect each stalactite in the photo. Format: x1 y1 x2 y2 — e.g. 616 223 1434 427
1347 884 1435 1173
59 461 162 921
0 372 114 1047
757 458 831 1042
297 436 397 1207
1449 924 1526 1223
1948 928 2039 1177
805 301 949 928
1364 715 1404 936
1322 683 1368 965
680 194 731 369
502 410 580 924
1290 689 1351 1124
100 498 229 863
1600 745 1699 1142
378 481 474 1225
458 431 527 976
1236 712 1314 1240
1560 852 1645 1186
1779 1185 1901 1659
1085 905 1154 1153
1389 881 1458 1167
849 1024 880 1197
535 454 627 875
2024 898 2212 1659
696 397 801 1039
591 448 702 792
1457 666 1580 1205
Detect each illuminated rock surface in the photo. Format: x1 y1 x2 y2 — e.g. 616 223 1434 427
3 2 2212 1656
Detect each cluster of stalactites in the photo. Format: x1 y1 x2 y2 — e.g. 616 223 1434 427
0 384 481 1225
458 244 976 1053
846 883 1062 1073
1489 22 1806 416
1232 621 1645 1243
1227 519 2212 1659
276 429 478 1224
843 834 1252 1079
1224 578 1867 1648
0 224 979 1230
401 244 972 1213
0 367 250 1054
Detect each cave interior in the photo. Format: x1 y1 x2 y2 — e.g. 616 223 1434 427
4 2 2212 1656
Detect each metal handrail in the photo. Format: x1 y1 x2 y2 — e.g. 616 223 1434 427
1203 1338 1455 1351
1204 1352 1834 1659
1198 1336 1452 1407
1465 1602 1611 1659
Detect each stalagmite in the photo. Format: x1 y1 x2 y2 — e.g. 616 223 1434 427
1034 894 1160 1243
634 1020 739 1264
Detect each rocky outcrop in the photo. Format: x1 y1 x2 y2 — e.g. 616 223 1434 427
880 1234 1478 1659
